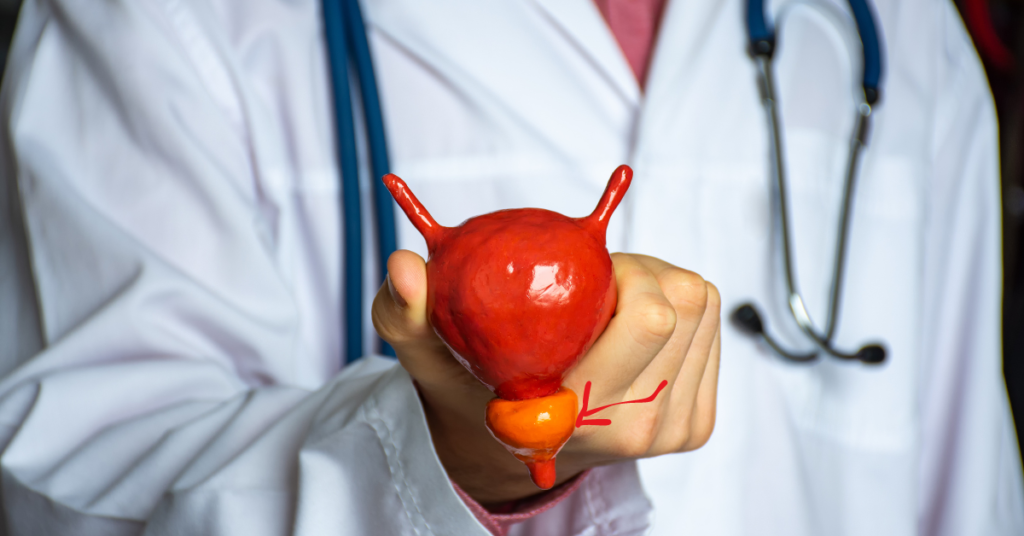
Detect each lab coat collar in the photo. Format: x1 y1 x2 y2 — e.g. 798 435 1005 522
529 0 641 105
635 0 749 159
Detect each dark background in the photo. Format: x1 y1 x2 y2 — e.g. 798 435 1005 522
0 2 15 76
0 0 1020 454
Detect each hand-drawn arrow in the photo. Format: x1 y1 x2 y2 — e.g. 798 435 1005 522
575 379 669 427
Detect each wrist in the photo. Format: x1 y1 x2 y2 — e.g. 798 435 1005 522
421 393 525 502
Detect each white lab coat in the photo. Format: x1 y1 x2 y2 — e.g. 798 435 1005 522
0 0 1020 534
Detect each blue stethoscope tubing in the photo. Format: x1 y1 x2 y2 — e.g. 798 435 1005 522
322 0 397 363
322 0 887 366
747 0 882 104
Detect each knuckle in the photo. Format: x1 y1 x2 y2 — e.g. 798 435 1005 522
704 281 722 311
616 413 659 458
634 297 677 342
618 266 653 285
671 427 693 453
681 422 715 452
677 409 717 452
662 267 705 289
656 412 693 454
661 269 708 311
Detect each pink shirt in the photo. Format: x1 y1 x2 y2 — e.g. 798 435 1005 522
453 471 592 536
593 0 669 88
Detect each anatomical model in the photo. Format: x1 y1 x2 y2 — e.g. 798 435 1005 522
382 165 632 489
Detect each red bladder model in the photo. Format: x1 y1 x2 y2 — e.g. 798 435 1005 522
383 165 632 489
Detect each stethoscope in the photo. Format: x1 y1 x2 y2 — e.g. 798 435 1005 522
733 0 887 365
321 0 887 366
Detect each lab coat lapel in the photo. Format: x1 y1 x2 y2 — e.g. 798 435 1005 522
637 0 755 161
529 0 640 105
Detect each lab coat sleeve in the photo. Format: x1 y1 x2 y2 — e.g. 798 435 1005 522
0 1 551 534
917 4 1024 534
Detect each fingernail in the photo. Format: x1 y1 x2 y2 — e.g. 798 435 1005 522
387 275 408 307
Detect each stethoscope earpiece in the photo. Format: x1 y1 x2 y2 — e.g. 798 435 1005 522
733 304 888 366
855 344 886 364
732 303 765 335
732 304 818 363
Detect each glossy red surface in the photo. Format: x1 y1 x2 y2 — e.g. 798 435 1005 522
383 166 632 401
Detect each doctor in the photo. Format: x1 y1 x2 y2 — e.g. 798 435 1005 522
0 1 1020 536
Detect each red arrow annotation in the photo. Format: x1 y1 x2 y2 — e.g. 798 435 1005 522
575 379 669 428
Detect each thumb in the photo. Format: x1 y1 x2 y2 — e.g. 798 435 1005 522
372 250 451 378
373 250 431 344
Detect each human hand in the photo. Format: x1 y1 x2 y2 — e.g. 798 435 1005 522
372 250 720 504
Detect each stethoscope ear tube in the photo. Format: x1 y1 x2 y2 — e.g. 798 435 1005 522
342 0 398 284
323 0 399 364
323 0 365 365
845 0 883 104
746 0 884 103
746 0 776 57
342 0 398 359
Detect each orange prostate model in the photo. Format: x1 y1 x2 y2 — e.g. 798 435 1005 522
383 165 632 489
